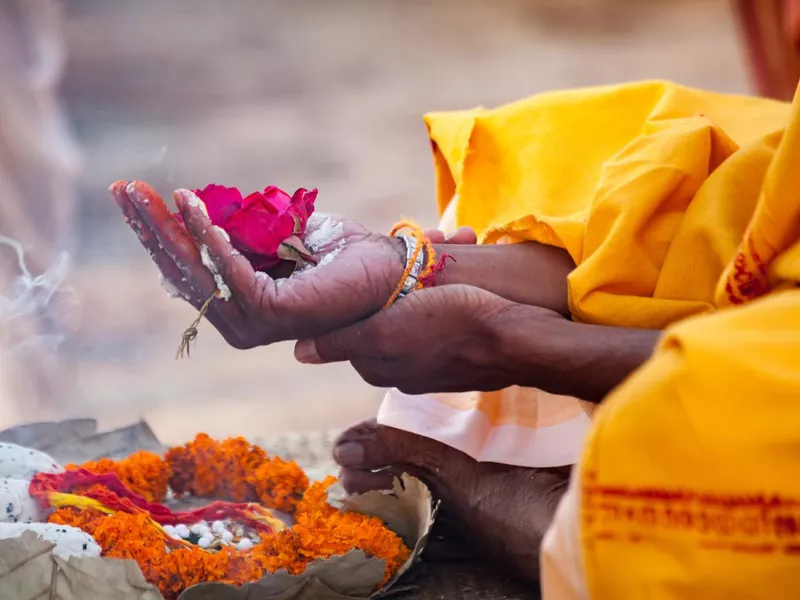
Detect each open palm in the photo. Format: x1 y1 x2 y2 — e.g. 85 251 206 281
111 181 405 349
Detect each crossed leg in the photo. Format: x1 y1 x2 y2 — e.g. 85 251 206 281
334 419 571 582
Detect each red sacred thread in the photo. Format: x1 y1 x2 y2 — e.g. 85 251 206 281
419 253 455 287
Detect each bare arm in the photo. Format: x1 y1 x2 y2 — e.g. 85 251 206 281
434 242 575 315
303 285 659 403
492 304 660 402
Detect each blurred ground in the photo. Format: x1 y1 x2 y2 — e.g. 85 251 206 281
6 0 752 443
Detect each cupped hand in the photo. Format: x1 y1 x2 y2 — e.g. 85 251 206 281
111 180 408 348
294 284 565 394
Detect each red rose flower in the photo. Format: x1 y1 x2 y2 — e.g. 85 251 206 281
175 184 318 270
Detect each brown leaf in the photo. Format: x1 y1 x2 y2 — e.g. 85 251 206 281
0 531 163 600
277 235 317 266
331 474 439 596
179 550 383 600
179 578 364 600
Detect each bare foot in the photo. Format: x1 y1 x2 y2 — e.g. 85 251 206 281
334 419 570 582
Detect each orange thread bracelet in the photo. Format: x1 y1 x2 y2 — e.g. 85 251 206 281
383 220 438 309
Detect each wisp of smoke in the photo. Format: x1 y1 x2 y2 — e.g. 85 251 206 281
0 235 73 358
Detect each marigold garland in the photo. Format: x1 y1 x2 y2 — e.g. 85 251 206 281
295 476 338 517
164 433 268 502
247 456 309 513
68 450 171 503
69 434 308 512
46 435 409 599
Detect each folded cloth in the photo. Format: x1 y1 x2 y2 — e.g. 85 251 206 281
542 82 800 598
379 80 791 468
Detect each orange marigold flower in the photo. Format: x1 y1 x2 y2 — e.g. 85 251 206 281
45 438 412 598
251 529 308 575
49 506 100 531
248 457 309 513
69 450 171 503
158 546 262 597
165 434 267 501
294 475 337 518
293 510 410 586
93 512 167 560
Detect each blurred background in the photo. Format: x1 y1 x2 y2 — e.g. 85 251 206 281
0 0 777 443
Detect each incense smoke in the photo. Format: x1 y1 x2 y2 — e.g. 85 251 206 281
0 235 76 417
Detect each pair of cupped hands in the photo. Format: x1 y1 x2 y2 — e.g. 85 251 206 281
112 181 571 395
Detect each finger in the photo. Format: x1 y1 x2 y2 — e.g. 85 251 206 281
338 467 396 495
175 189 268 313
110 181 192 299
424 227 477 245
333 420 443 471
116 182 247 345
445 227 478 245
125 182 212 292
294 314 392 364
423 229 446 244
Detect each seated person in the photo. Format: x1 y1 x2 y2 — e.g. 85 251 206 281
115 79 800 599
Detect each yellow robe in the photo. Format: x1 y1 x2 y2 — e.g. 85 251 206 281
424 80 800 597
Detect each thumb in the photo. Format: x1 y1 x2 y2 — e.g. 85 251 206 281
294 320 378 365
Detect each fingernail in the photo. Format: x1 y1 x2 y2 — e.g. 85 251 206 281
334 442 365 466
295 339 322 364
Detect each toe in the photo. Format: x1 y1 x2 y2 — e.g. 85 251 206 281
333 420 444 473
338 467 396 494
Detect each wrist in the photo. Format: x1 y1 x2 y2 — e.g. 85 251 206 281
380 228 437 310
373 233 413 309
429 242 573 315
489 304 660 402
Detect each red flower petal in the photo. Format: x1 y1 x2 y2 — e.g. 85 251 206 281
226 206 295 258
261 186 292 213
288 188 318 229
194 184 243 227
170 184 316 271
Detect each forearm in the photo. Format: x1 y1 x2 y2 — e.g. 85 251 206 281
433 242 575 315
492 305 660 403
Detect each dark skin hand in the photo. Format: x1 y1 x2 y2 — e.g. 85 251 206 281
112 180 575 348
296 284 660 402
113 180 410 347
